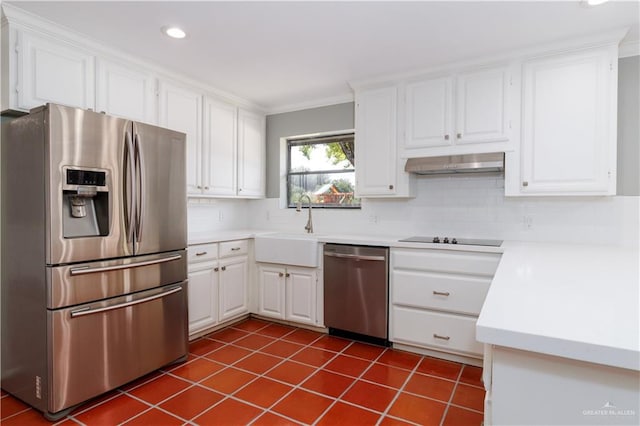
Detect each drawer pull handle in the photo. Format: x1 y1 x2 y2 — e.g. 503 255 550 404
433 334 450 341
214 267 219 272
433 291 450 296
279 272 284 277
195 252 207 256
231 247 241 251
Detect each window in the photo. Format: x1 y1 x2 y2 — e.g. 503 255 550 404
287 133 360 208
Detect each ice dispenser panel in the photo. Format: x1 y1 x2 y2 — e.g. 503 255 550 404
62 168 110 238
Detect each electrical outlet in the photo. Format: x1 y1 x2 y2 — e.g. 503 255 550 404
218 211 224 222
523 215 533 230
368 214 378 224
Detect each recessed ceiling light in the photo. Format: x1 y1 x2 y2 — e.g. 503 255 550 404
583 0 610 6
162 26 186 39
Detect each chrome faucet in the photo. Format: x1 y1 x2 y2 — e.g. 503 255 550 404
296 194 314 233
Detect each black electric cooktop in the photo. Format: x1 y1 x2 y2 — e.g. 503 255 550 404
398 236 503 247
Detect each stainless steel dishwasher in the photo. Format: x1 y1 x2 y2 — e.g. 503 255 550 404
323 244 389 345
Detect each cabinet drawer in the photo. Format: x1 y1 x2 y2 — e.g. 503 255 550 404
219 240 248 258
392 248 500 276
391 306 483 356
188 243 218 264
392 270 490 315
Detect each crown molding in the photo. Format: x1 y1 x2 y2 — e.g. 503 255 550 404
265 93 354 116
619 39 640 58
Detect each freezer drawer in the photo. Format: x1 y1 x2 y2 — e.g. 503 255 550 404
47 282 188 415
47 250 186 308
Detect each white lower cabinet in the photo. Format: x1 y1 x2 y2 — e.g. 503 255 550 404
187 240 249 336
390 248 500 358
257 264 319 327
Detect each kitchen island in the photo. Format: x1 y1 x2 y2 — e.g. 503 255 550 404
476 241 639 425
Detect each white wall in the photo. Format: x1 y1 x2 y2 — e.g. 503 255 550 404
187 199 251 235
249 175 639 248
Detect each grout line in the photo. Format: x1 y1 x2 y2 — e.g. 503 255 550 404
439 363 465 426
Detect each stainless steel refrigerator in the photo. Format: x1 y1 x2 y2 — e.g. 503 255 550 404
1 104 188 420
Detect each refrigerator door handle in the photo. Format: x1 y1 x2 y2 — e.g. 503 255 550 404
69 253 182 276
134 131 145 243
70 286 183 318
124 130 136 244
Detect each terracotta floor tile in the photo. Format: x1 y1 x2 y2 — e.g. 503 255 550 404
310 335 351 352
362 363 411 389
272 389 333 424
234 334 276 350
416 357 463 381
189 338 225 356
252 411 301 425
342 342 386 361
75 394 149 426
121 408 183 426
128 374 191 404
317 401 381 426
324 354 371 378
377 350 421 371
0 395 30 419
1 409 53 426
234 377 293 408
56 418 82 426
200 367 258 394
158 385 223 420
442 405 484 426
281 329 322 345
256 323 296 338
459 365 484 388
342 380 398 412
378 415 416 425
233 352 282 375
290 347 336 367
260 340 304 358
209 327 250 343
205 345 253 364
195 397 263 425
451 383 485 412
388 392 446 425
404 372 456 402
169 358 224 382
232 318 270 332
301 370 355 398
265 361 317 385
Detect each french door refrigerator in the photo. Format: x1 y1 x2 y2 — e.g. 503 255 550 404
1 103 188 420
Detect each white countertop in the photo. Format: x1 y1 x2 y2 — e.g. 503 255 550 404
477 241 640 371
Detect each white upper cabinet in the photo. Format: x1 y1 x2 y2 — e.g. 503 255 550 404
355 86 414 198
403 65 513 156
204 98 238 196
16 30 95 111
237 108 266 198
96 58 157 124
506 44 618 196
158 80 203 195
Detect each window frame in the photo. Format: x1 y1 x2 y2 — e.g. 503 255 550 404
286 132 359 209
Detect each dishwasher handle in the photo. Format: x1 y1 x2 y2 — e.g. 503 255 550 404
324 252 386 261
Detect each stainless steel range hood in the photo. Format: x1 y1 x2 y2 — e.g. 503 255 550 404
404 152 504 175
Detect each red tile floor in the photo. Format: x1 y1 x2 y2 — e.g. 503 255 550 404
1 318 485 425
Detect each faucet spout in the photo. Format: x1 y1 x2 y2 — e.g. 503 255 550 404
296 194 314 233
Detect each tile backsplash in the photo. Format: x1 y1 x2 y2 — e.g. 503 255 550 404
188 175 639 247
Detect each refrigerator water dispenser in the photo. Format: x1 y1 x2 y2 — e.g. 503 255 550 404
62 168 110 238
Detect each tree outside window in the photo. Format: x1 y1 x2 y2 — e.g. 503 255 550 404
287 134 360 208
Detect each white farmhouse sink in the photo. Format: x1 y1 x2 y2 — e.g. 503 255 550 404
254 233 320 267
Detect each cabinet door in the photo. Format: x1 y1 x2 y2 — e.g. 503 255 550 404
237 109 265 198
218 256 249 321
355 87 398 196
96 59 156 124
17 30 95 110
187 261 218 334
285 267 317 325
455 67 509 144
257 265 286 319
204 98 237 196
519 47 616 195
158 81 203 195
405 77 453 148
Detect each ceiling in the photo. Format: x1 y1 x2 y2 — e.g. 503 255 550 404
6 1 639 114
